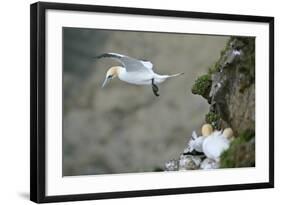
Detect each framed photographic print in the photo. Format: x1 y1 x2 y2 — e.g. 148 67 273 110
30 1 274 203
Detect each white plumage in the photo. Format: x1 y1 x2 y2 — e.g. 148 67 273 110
185 124 214 153
202 130 231 162
95 52 183 96
186 131 205 153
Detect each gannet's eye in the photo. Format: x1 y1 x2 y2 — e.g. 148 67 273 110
107 75 113 79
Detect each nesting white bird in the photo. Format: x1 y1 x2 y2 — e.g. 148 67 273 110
95 53 184 96
202 128 234 162
185 124 213 153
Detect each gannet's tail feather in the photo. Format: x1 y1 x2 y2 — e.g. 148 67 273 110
168 72 184 78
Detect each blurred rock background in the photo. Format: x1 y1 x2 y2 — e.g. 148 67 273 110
63 27 228 175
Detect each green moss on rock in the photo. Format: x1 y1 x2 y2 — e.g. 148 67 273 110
205 112 220 129
191 74 212 99
220 129 255 168
208 61 220 75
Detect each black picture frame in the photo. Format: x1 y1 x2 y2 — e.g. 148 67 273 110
30 1 274 203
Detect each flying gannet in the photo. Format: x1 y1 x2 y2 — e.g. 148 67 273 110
95 53 184 96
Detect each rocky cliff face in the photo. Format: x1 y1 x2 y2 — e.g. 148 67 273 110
192 37 256 168
165 37 256 171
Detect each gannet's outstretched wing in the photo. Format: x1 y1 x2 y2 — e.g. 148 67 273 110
95 53 154 73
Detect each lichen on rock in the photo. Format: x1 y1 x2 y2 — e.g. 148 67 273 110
165 159 179 171
178 154 202 170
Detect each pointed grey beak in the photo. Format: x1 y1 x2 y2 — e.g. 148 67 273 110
102 77 109 88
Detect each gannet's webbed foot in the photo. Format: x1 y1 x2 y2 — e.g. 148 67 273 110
152 79 159 97
152 86 159 97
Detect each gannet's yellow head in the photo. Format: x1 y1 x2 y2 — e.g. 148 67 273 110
201 124 213 137
102 66 121 88
222 128 234 140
